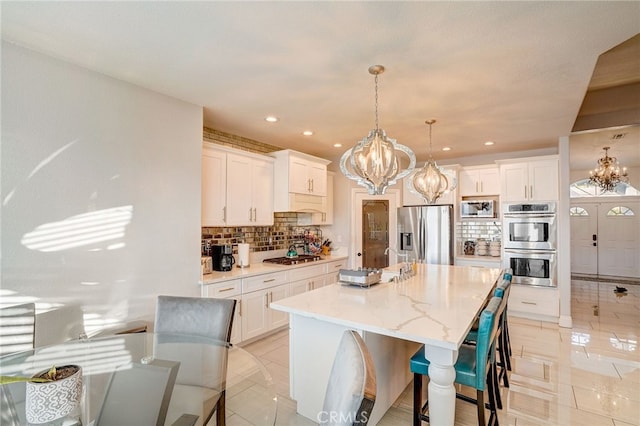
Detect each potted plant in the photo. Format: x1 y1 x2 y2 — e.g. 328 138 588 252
1 365 82 424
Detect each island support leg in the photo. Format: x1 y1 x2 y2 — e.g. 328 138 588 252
423 346 458 426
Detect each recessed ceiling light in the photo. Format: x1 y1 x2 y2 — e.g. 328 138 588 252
442 147 451 151
303 130 313 136
484 141 494 146
334 143 343 148
265 116 279 123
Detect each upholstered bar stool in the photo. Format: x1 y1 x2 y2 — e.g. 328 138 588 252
411 296 505 426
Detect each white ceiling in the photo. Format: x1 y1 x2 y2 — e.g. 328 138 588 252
2 1 639 169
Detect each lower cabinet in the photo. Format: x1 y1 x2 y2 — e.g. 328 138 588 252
241 279 290 341
203 258 348 343
509 285 559 319
201 278 242 345
324 259 346 284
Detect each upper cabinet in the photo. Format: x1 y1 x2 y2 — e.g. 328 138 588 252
499 156 558 202
311 172 334 225
459 165 500 196
202 148 227 227
270 150 331 212
402 165 459 206
202 143 274 227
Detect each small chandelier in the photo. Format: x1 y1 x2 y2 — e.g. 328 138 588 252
340 65 416 195
409 119 457 204
589 146 628 192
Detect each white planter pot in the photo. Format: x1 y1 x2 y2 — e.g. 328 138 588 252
25 365 82 424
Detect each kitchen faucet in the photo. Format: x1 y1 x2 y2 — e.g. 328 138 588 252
384 247 413 279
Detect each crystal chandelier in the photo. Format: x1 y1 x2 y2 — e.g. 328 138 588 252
340 65 416 195
589 146 628 192
409 119 457 204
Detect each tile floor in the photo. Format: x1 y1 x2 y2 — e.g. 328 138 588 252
227 279 640 425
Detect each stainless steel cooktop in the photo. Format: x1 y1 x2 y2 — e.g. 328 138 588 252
263 255 322 265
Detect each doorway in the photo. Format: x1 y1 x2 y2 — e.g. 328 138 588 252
352 189 400 269
570 200 640 278
362 200 389 269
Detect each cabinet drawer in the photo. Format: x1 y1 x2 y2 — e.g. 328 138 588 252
242 272 288 293
290 264 325 281
509 285 559 317
325 260 346 274
203 279 242 298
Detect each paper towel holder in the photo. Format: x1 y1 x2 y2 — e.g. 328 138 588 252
237 243 251 268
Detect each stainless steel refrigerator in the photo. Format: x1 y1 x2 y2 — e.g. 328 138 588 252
397 205 453 265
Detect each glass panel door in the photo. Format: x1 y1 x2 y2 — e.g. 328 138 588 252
362 200 389 269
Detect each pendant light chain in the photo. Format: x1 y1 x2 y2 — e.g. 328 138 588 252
374 73 379 131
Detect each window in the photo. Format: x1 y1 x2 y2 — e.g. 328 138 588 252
570 179 639 198
569 207 589 216
606 206 635 216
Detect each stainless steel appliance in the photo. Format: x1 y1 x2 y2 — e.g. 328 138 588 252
503 202 556 250
211 244 235 272
397 205 453 265
503 248 556 287
263 254 321 265
460 200 495 218
503 202 557 287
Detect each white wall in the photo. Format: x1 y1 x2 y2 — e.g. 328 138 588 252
1 43 203 336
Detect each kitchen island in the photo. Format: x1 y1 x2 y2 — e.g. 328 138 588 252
271 263 502 425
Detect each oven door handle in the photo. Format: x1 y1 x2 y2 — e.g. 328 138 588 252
504 213 555 219
504 248 555 255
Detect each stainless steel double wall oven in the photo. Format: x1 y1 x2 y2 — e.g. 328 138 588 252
503 202 557 287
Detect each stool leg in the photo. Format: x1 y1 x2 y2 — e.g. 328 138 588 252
476 389 486 426
413 373 423 426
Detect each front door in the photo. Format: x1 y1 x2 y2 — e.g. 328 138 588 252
570 201 640 277
570 204 598 275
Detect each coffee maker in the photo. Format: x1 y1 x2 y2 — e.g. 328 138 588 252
211 244 235 272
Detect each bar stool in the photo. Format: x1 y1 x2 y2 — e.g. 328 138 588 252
411 295 506 426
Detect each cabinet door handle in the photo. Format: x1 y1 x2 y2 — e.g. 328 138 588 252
219 287 235 293
530 185 533 199
249 208 253 221
253 207 257 221
223 206 226 222
311 179 314 192
263 278 276 283
480 181 483 193
522 301 537 305
238 301 242 316
524 186 527 199
264 293 268 308
476 182 479 193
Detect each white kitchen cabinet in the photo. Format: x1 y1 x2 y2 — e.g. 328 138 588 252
402 165 459 206
202 143 274 226
499 156 558 202
241 288 270 340
270 150 332 212
311 172 334 225
459 165 500 196
226 152 274 226
508 285 559 319
240 271 289 340
201 279 242 344
324 259 347 284
201 147 227 227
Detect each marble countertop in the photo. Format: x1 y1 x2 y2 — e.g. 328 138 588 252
200 255 348 285
271 263 502 349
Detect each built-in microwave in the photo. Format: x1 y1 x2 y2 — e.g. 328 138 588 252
460 200 495 218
